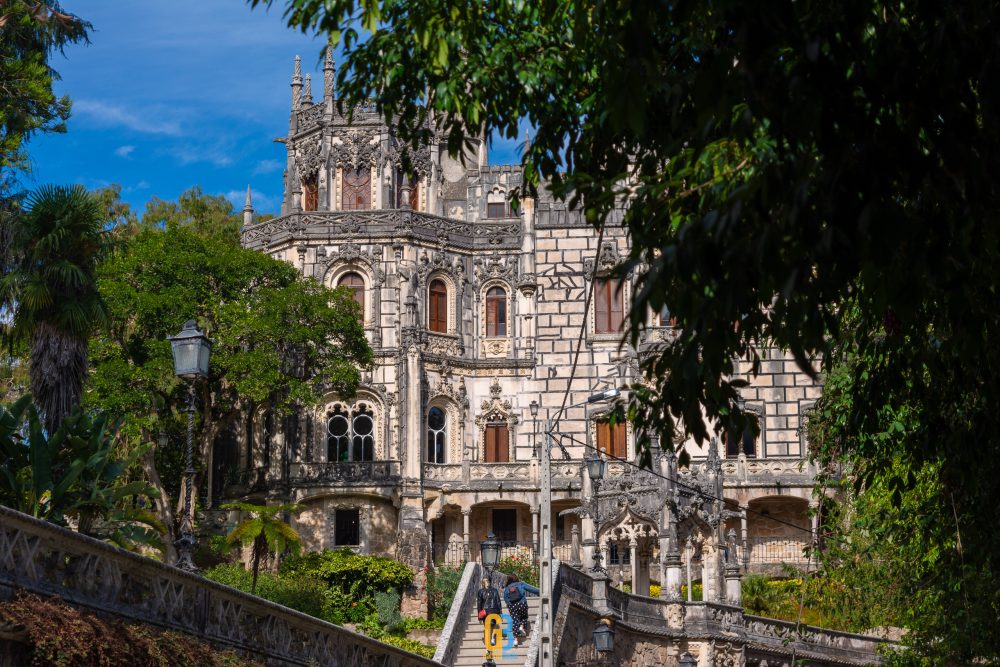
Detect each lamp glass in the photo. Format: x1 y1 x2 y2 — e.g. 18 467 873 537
169 320 211 378
585 452 606 481
529 400 539 417
480 532 501 572
592 622 614 653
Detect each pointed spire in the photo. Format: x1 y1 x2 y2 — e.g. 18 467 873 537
291 55 303 111
303 74 313 105
242 185 254 228
324 45 335 101
523 129 532 156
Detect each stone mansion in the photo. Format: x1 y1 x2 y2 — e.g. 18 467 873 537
227 52 824 589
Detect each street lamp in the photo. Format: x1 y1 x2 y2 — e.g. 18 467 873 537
530 399 540 458
585 450 607 573
539 387 621 667
593 616 615 654
168 320 211 573
678 652 697 667
481 532 501 574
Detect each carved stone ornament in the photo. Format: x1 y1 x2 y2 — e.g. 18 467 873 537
416 249 465 288
314 243 386 286
473 251 518 291
384 141 433 175
295 136 324 178
583 241 623 275
329 129 380 168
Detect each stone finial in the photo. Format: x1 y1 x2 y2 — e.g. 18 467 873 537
523 130 532 156
291 55 303 111
242 185 253 228
324 45 335 100
303 74 313 105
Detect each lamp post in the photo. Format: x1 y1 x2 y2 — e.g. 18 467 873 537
168 320 211 573
481 532 501 575
585 450 607 572
530 399 540 458
539 387 620 667
593 614 615 664
678 651 697 667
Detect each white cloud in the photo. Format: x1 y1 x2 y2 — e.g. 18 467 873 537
74 100 183 136
169 144 233 167
114 145 135 158
252 158 283 175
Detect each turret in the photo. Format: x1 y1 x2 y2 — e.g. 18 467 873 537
302 74 313 106
324 46 335 102
290 55 302 134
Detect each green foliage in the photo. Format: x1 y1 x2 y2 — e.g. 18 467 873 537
282 548 414 596
0 2 90 188
374 635 435 659
0 396 162 551
222 502 302 594
0 591 260 667
402 616 445 632
203 563 327 620
425 565 462 621
374 589 405 636
2 184 112 432
498 553 538 587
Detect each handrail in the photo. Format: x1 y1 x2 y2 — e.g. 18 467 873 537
0 505 440 667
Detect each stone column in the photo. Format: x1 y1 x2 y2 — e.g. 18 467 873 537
462 509 471 562
740 507 749 571
629 538 640 594
570 525 581 566
810 498 821 556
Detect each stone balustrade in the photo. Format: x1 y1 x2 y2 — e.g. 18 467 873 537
0 506 438 667
289 460 401 487
422 461 582 491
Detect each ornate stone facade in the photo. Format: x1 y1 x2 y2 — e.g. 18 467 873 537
224 52 826 591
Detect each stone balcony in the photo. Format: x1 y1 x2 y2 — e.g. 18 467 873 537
421 460 583 491
288 460 402 488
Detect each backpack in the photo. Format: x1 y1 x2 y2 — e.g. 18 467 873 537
506 583 522 604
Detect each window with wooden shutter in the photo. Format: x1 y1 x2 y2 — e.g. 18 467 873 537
485 286 507 337
725 427 757 458
302 174 318 211
487 202 508 218
342 166 371 210
596 420 627 459
337 272 365 314
484 422 509 462
594 278 624 334
429 279 448 332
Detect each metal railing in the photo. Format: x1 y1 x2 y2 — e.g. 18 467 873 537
744 536 813 566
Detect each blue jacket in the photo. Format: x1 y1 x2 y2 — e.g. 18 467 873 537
502 581 539 605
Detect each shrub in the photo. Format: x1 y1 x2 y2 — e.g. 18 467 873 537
376 635 436 658
375 589 406 636
282 549 413 596
0 592 261 667
204 563 326 619
498 552 538 586
649 584 661 597
427 565 463 621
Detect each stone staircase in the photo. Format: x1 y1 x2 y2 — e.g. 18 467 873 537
451 596 540 667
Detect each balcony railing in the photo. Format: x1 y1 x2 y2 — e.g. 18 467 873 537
743 536 813 567
422 461 583 488
289 460 401 486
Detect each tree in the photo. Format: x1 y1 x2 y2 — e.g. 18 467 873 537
1 184 111 432
254 0 1000 659
0 395 163 551
222 502 302 594
0 1 90 194
87 187 371 564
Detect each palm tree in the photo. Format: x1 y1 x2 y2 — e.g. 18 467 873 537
1 184 111 432
223 502 302 594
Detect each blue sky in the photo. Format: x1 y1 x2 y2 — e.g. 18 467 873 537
27 0 522 216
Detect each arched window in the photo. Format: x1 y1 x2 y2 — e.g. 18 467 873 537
594 277 624 334
338 272 365 312
484 420 509 463
725 426 757 458
302 173 318 211
327 403 376 462
485 286 507 337
658 304 676 328
429 279 448 333
342 166 371 210
596 419 627 459
427 406 447 463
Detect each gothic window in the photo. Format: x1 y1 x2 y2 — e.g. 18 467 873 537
725 425 757 458
596 419 627 459
487 202 508 218
609 543 631 565
429 279 448 333
658 304 676 328
334 508 360 546
337 272 365 313
427 406 447 463
302 174 318 211
484 421 510 463
263 411 274 466
342 166 371 210
327 404 375 462
594 277 624 334
485 286 507 337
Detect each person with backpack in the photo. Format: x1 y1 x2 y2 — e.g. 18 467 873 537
502 573 539 644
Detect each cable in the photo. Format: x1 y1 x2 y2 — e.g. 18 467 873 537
550 430 816 538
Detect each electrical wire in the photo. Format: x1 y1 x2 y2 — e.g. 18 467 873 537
548 429 817 538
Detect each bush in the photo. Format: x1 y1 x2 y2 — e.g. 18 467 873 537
403 616 446 631
498 553 538 587
204 563 327 620
376 635 436 658
0 592 261 667
375 589 406 636
427 565 463 621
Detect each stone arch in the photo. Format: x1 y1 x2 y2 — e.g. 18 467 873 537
474 377 519 462
313 389 386 462
426 394 462 464
425 270 458 334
